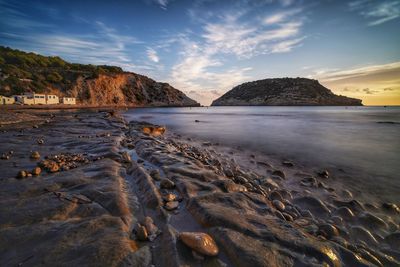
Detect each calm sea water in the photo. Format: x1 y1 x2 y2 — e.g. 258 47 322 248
125 106 400 202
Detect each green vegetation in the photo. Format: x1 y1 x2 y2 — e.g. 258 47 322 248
0 46 123 96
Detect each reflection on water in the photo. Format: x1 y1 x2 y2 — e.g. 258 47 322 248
125 106 400 201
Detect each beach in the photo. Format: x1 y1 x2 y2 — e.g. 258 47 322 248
0 108 399 266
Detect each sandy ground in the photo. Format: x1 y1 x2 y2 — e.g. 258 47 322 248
0 109 399 267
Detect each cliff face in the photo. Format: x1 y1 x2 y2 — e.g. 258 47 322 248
211 78 362 106
68 73 199 107
0 46 199 107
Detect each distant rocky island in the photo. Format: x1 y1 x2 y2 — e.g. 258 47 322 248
212 78 362 106
0 46 199 107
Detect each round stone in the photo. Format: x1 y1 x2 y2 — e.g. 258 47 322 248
273 200 285 211
30 151 41 160
164 201 179 211
179 232 219 256
136 225 148 241
32 167 41 176
16 170 27 179
270 191 284 202
318 224 339 239
163 193 177 202
160 178 175 189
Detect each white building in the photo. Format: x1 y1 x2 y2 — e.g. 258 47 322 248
10 93 75 105
0 95 15 105
13 94 35 105
23 93 47 104
46 94 59 104
61 97 76 105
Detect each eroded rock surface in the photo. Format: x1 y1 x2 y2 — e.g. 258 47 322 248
1 109 399 267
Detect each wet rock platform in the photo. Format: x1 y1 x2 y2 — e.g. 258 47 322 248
0 109 399 267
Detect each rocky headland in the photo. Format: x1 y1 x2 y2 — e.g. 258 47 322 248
0 46 199 107
0 108 399 266
211 78 362 106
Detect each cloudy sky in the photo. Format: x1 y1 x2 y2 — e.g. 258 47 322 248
1 0 399 105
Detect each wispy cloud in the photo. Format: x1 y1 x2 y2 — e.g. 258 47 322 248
146 48 160 63
146 0 170 10
312 62 400 101
169 6 306 104
202 11 305 58
169 35 252 105
349 0 400 26
312 62 400 82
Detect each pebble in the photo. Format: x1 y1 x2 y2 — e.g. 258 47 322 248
160 178 175 189
295 218 310 227
301 177 317 187
330 216 344 226
224 169 234 178
333 199 365 213
269 191 284 202
150 169 161 181
318 170 329 178
282 161 294 167
318 224 339 239
0 154 10 160
142 216 158 237
179 232 219 256
121 151 131 163
16 170 27 179
235 176 248 184
359 212 388 230
32 167 41 176
333 207 355 220
275 211 286 220
164 201 179 211
45 161 60 172
382 203 400 213
278 189 292 200
301 210 313 218
30 151 41 160
273 200 285 212
342 189 353 199
293 196 331 218
282 212 293 221
136 224 148 241
257 161 273 168
261 178 279 189
163 193 177 202
351 226 378 246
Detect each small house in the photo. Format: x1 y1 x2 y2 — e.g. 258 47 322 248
14 94 35 105
61 97 76 105
46 95 59 105
0 95 15 105
18 93 47 105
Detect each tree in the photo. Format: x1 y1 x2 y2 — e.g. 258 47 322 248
47 72 63 83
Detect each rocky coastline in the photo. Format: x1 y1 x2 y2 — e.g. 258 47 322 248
0 109 399 266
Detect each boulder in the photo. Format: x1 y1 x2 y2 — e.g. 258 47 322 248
179 232 219 256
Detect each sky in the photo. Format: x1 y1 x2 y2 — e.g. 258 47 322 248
0 0 399 106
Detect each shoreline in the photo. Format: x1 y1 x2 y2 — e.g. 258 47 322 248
0 109 399 266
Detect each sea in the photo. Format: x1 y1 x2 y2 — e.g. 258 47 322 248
125 106 400 203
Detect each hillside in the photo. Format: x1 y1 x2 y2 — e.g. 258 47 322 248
211 78 362 106
0 46 199 107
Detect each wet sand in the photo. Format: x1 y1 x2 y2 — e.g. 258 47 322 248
0 109 399 266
